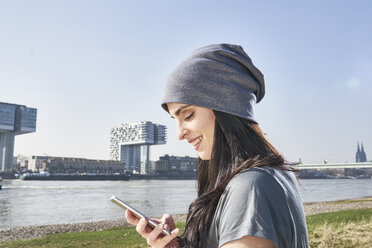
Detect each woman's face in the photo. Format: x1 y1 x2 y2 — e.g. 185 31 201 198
167 103 215 160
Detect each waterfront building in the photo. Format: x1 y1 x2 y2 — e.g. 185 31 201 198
28 155 48 171
356 142 367 162
155 154 197 176
28 155 125 174
110 121 166 174
15 154 29 172
0 102 37 172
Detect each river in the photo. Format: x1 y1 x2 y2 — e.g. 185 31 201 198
0 179 371 230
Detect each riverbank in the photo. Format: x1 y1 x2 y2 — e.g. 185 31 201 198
1 197 371 243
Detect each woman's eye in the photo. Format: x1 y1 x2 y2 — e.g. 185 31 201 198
184 113 194 121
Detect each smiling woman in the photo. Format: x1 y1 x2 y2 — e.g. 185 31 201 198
125 44 310 248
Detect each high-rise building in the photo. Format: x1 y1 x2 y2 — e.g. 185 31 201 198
0 102 37 171
356 142 367 162
110 121 166 174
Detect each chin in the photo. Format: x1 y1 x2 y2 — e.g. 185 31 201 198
199 153 211 161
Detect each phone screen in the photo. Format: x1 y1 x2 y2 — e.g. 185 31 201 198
110 196 171 236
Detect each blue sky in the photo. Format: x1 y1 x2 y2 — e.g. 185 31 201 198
1 0 371 163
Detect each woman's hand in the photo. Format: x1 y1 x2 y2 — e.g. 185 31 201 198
125 210 180 248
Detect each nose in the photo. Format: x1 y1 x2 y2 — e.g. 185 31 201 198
177 123 188 140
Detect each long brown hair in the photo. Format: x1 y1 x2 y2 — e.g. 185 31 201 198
180 110 292 247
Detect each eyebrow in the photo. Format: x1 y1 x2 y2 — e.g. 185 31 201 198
171 104 192 118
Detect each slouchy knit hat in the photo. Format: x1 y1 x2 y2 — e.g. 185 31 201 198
161 43 265 123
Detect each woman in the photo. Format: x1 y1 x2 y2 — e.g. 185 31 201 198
126 44 309 247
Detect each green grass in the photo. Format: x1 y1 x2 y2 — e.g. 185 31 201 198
1 226 143 248
306 208 372 232
1 210 371 248
0 223 186 248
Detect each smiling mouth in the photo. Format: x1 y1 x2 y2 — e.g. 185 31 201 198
191 136 202 146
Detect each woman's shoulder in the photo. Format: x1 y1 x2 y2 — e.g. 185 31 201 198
230 166 287 184
227 166 298 195
226 166 280 192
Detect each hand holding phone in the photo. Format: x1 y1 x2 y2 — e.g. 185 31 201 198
110 196 172 236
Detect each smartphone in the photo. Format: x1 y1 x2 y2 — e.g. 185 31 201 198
110 196 171 236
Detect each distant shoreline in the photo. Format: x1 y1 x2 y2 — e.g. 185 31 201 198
1 196 371 243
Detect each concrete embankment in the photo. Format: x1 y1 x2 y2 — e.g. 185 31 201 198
1 198 371 243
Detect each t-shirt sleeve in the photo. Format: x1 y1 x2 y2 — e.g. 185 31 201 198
215 169 293 248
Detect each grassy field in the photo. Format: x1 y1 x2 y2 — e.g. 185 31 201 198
307 208 372 248
1 208 371 248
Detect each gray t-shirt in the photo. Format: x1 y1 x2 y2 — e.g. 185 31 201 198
206 166 309 248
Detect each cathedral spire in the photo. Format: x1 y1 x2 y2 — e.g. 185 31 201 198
356 142 360 162
360 142 367 162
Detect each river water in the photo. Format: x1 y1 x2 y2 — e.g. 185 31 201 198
0 179 371 230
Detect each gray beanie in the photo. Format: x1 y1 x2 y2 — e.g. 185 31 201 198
161 43 265 123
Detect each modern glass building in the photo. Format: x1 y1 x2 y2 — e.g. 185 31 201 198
110 121 166 174
0 102 37 171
